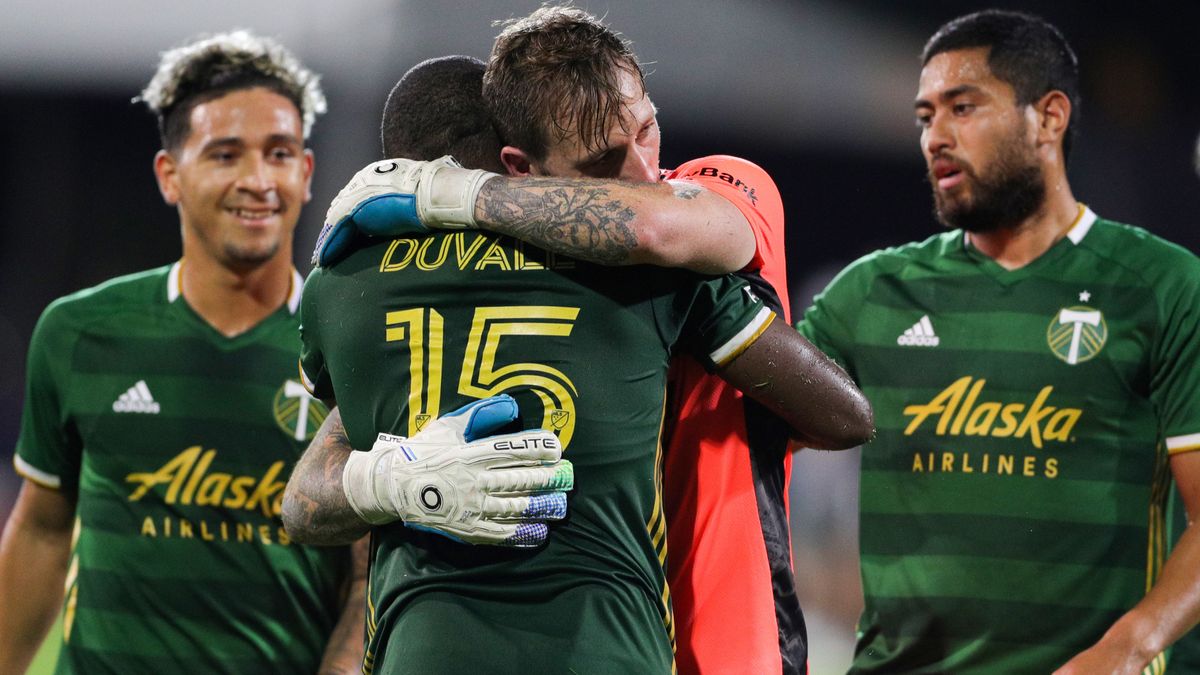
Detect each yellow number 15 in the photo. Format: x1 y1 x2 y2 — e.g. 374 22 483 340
385 305 580 447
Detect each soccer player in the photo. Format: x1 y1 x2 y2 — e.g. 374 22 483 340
0 31 366 673
795 10 1200 673
284 16 872 675
309 9 819 673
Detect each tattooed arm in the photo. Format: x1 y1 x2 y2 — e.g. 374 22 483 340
282 407 370 546
473 176 756 274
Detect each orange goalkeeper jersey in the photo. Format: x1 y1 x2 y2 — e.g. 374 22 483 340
662 156 804 675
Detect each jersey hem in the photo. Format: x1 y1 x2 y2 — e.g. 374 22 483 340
711 308 774 367
1167 432 1200 455
13 454 62 489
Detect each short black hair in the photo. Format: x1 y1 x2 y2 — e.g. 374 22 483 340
138 30 325 152
923 10 1080 160
381 55 505 173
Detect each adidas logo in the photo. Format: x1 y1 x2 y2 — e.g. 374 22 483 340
113 380 161 414
897 315 940 347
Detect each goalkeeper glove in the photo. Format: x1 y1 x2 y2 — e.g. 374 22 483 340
313 155 497 267
342 394 573 547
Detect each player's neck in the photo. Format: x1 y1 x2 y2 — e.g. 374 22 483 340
966 172 1079 270
179 249 295 338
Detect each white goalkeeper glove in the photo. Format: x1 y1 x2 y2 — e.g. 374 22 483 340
313 155 497 267
342 394 573 547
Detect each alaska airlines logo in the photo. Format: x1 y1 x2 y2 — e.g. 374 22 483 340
902 376 1082 449
686 167 759 205
1047 305 1107 365
273 380 328 441
125 446 287 517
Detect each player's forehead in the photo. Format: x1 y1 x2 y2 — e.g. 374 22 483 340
916 47 1008 106
551 69 653 162
183 87 303 148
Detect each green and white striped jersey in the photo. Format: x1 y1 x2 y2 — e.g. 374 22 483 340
798 207 1200 674
299 232 772 675
15 262 350 674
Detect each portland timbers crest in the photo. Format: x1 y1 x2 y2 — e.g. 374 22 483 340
273 380 330 441
1046 305 1107 365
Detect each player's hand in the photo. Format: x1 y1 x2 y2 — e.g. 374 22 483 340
341 394 573 547
1052 634 1151 675
312 156 497 267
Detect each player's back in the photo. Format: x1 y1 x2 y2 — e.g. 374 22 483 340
300 231 769 674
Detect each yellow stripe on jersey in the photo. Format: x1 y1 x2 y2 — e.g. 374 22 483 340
710 308 775 368
1166 432 1200 455
13 455 61 489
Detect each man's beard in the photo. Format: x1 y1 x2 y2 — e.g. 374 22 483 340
930 140 1045 234
222 239 280 270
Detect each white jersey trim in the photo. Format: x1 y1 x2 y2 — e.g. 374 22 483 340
709 307 774 368
167 262 302 314
1167 432 1200 454
167 261 183 302
14 455 62 489
1065 205 1098 244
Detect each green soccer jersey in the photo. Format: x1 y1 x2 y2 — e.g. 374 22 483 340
299 232 772 675
15 263 350 674
797 208 1200 674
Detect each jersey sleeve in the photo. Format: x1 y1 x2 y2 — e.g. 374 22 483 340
794 259 874 378
673 274 775 371
1151 253 1200 455
665 155 784 275
298 269 336 401
14 300 82 489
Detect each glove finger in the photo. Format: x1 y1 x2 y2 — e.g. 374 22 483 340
436 394 520 441
482 492 568 522
484 460 574 494
351 193 424 235
404 521 547 548
502 523 549 548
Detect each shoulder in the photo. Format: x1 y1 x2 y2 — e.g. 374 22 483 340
665 155 780 207
825 231 959 293
37 266 171 335
1079 217 1200 297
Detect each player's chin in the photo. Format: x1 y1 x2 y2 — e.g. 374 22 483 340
223 239 282 267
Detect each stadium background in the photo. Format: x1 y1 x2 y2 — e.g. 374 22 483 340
1 1 1195 672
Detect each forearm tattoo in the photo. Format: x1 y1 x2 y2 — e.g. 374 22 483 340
477 177 639 265
282 411 370 545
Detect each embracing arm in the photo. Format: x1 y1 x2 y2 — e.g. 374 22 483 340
281 408 371 546
717 318 874 450
317 535 369 674
472 176 754 274
1054 450 1200 674
0 480 75 673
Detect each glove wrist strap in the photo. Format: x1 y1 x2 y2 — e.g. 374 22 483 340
417 162 498 230
343 449 400 525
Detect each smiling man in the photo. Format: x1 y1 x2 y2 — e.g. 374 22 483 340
796 10 1200 674
0 31 364 673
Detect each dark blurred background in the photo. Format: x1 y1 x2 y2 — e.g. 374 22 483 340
2 1 1196 671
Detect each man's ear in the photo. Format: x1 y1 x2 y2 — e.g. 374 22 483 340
301 148 315 203
153 149 181 206
1034 90 1071 150
499 146 534 177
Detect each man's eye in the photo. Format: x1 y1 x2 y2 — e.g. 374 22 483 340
953 103 975 115
915 115 932 128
